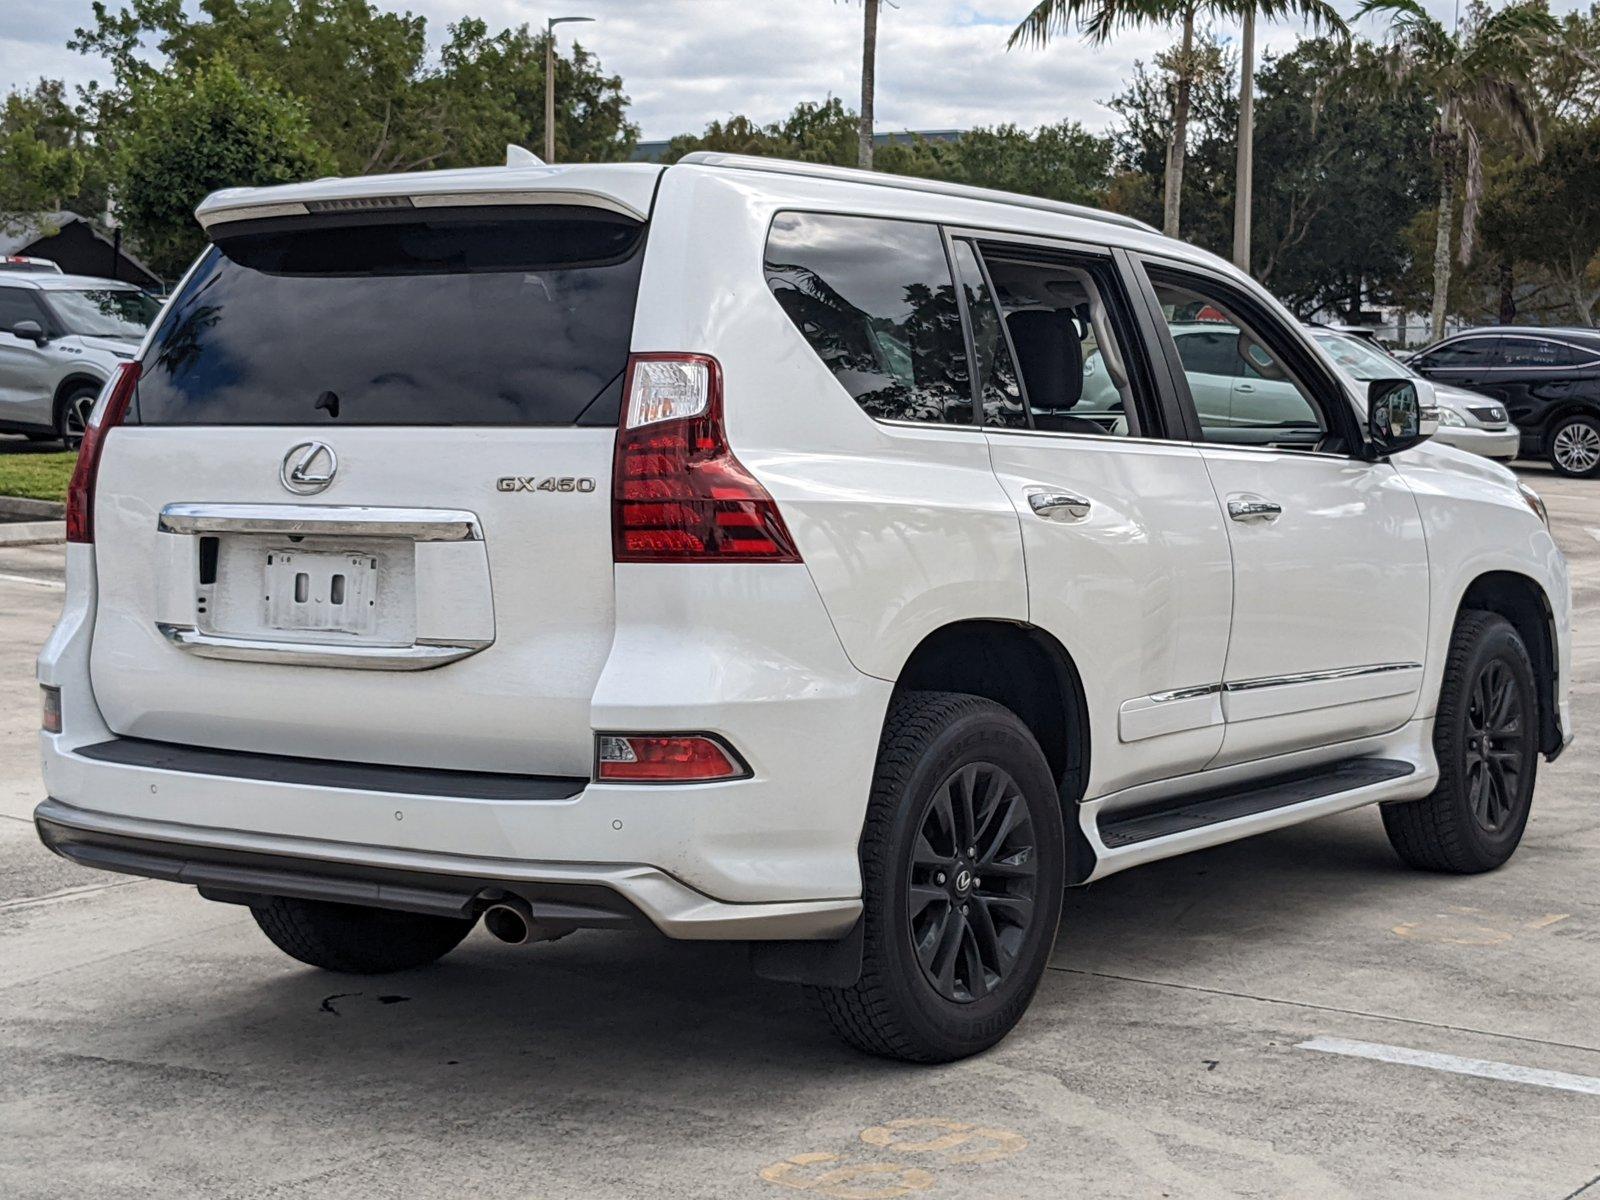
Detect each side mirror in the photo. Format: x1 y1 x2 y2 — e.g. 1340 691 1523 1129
1367 377 1438 457
10 320 46 345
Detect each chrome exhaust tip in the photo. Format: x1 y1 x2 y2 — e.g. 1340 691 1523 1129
483 900 535 945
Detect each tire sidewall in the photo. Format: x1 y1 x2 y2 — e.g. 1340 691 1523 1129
1439 622 1539 867
866 704 1065 1058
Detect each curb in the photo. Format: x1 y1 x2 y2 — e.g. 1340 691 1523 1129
0 496 67 520
0 520 65 546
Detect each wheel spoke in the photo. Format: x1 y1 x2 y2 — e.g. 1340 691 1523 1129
968 895 1003 968
958 922 988 998
913 831 953 871
908 884 947 919
932 909 965 994
982 892 1035 928
977 794 1025 866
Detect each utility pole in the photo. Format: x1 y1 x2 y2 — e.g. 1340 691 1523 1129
545 15 594 163
1232 8 1255 273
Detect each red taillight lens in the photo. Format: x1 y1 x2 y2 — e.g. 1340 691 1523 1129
66 361 138 544
595 734 747 782
612 353 800 563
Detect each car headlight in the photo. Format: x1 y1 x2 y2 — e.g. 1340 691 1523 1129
1517 481 1549 528
1437 407 1467 427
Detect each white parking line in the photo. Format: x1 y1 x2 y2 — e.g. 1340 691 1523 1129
1298 1036 1600 1097
0 571 63 589
1588 527 1600 543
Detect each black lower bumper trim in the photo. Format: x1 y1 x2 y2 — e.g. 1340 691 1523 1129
35 808 647 929
74 737 588 802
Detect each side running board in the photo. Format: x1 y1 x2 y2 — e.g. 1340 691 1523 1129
1097 757 1416 849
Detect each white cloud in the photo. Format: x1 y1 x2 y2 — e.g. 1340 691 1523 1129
0 0 1590 142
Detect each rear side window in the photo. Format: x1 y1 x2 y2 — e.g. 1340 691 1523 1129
1175 330 1242 377
1497 337 1584 368
764 212 973 425
135 208 645 426
0 286 45 331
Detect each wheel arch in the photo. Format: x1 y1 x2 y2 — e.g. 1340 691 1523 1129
52 372 108 426
891 619 1095 881
1456 571 1563 757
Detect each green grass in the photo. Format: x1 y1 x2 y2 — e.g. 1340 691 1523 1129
0 451 76 504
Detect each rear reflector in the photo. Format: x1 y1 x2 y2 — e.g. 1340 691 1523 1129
40 685 61 734
595 734 747 782
612 353 800 563
66 360 139 543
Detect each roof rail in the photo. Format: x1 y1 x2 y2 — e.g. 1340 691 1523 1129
676 151 1157 234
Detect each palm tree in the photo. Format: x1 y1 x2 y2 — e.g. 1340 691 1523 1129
1357 0 1557 340
1231 0 1346 273
835 1 882 170
1010 0 1234 238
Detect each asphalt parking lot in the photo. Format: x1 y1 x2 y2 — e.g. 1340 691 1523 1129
1 464 1597 1200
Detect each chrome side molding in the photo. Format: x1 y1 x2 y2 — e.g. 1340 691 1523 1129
1144 662 1424 704
156 623 491 671
158 503 483 543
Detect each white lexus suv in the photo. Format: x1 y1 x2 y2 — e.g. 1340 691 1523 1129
35 153 1573 1063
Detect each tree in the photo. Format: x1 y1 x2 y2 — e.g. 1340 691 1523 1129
1356 0 1558 339
1248 38 1435 316
836 1 882 169
1229 0 1345 273
72 1 636 175
1105 37 1236 249
0 82 94 223
878 122 1114 205
664 98 858 166
1010 0 1242 238
1482 120 1600 325
116 60 333 276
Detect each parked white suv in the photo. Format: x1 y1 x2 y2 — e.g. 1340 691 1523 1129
0 272 161 444
35 154 1573 1062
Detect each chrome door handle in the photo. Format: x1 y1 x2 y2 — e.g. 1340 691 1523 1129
1227 495 1282 523
1028 491 1092 522
1235 383 1255 393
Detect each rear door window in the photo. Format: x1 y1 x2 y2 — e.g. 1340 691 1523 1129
1496 337 1585 368
135 208 646 426
764 212 973 425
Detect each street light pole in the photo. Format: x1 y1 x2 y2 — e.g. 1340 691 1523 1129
545 15 594 163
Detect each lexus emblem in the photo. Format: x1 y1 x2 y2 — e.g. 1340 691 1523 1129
280 441 338 495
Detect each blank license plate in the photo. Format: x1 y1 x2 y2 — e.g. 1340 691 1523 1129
263 549 378 635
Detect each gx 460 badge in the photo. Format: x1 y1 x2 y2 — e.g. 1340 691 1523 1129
496 476 597 493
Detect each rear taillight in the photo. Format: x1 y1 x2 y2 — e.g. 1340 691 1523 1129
612 353 800 563
66 361 138 544
40 685 61 734
595 733 748 783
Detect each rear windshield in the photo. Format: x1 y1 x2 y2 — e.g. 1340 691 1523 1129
135 207 645 426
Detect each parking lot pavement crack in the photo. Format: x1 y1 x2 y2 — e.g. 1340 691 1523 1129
0 879 141 912
1048 966 1600 1058
1560 1171 1600 1200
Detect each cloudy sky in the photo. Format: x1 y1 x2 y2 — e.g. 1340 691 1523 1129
0 0 1590 142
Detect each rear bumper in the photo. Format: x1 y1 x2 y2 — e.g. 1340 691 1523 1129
35 797 861 940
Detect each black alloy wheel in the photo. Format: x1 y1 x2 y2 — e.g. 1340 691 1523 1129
1462 658 1530 836
907 762 1037 1004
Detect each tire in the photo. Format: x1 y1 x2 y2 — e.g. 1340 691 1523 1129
1547 412 1600 478
1381 611 1539 873
250 896 476 974
55 384 100 450
809 691 1066 1063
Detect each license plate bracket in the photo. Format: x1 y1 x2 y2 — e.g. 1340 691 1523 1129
263 548 379 636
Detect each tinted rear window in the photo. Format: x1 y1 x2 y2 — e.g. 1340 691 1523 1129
135 208 645 426
764 212 973 425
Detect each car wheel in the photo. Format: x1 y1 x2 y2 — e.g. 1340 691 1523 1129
250 896 477 974
808 691 1065 1063
55 384 100 450
1381 611 1539 873
1547 413 1600 478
